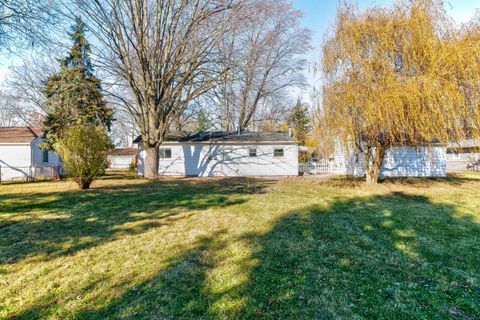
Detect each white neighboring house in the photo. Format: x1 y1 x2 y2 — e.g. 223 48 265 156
135 131 298 177
107 148 138 170
331 144 447 178
0 127 62 182
446 140 480 171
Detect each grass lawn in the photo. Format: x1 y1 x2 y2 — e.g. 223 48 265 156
1 172 479 319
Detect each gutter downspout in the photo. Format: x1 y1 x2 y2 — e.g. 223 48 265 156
30 139 34 182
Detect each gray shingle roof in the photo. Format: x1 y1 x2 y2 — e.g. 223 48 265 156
134 131 295 144
447 139 480 149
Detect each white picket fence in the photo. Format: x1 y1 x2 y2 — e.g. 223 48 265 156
299 160 331 175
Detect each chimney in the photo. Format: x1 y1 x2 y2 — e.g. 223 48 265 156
288 127 292 138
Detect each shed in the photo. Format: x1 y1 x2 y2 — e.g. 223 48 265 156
107 148 138 170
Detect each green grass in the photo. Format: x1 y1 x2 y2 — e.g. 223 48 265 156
1 172 479 319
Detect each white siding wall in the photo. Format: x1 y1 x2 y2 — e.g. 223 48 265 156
333 145 446 177
31 138 61 167
108 155 135 169
31 138 63 179
0 144 32 181
138 143 298 177
0 138 63 181
332 147 366 176
446 151 480 171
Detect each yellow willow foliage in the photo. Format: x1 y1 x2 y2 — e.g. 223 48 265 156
322 0 480 150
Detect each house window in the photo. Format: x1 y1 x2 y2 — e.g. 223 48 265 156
159 148 172 159
448 148 461 160
274 148 284 157
42 150 49 163
452 149 461 160
249 148 257 157
223 148 232 161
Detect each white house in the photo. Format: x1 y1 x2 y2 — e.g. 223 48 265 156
107 148 138 170
446 140 480 171
0 127 62 182
135 131 298 177
332 144 447 178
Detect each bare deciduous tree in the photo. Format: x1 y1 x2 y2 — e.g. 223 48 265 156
5 54 58 126
0 90 20 126
74 0 245 178
109 107 139 146
0 0 58 51
213 0 310 131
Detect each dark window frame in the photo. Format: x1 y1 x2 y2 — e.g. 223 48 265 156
274 148 284 157
451 149 461 160
222 148 232 161
249 148 257 157
159 148 172 159
42 150 49 163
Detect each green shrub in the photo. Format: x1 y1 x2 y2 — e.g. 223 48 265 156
57 125 113 189
129 158 137 172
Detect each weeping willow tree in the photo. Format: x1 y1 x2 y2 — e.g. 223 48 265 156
322 0 480 184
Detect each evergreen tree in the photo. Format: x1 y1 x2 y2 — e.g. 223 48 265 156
288 98 311 146
42 17 113 150
196 110 209 131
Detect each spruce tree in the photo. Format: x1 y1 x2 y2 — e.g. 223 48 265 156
196 110 209 131
288 98 311 146
42 17 113 150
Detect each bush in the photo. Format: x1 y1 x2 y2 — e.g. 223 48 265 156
57 125 113 189
105 158 112 170
129 158 137 172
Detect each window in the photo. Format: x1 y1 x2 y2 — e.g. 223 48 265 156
274 148 284 157
249 148 257 157
452 149 461 160
448 149 461 160
223 148 232 161
42 150 49 163
159 148 172 159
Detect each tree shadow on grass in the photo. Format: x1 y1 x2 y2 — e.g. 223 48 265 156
0 177 271 265
6 191 480 319
237 192 480 319
315 173 480 189
14 231 228 320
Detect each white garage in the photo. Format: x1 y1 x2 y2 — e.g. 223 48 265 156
107 148 138 170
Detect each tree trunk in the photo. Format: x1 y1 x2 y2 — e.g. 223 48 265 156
80 179 92 190
365 145 386 185
144 147 159 180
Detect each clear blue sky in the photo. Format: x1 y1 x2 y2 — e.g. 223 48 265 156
293 0 479 45
1 1 479 85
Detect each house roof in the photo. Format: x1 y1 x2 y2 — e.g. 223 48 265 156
447 139 480 149
133 131 296 144
0 127 44 143
109 148 138 156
